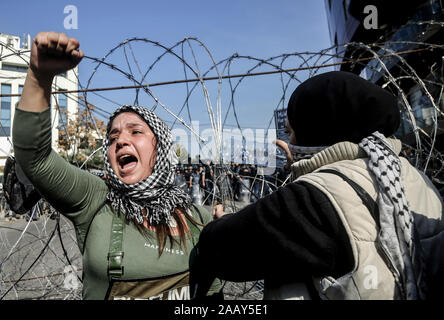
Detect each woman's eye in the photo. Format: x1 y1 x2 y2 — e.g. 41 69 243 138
133 130 142 134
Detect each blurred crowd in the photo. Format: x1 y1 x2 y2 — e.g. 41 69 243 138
173 161 289 206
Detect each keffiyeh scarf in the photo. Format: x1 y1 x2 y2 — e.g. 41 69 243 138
359 131 426 299
103 105 191 226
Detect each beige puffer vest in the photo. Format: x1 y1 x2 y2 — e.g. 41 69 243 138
264 139 444 300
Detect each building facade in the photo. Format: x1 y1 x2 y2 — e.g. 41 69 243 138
0 32 79 171
324 0 444 147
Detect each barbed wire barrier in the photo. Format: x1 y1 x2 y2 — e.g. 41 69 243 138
1 20 444 300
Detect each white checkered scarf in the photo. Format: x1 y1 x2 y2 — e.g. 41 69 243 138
103 105 191 226
359 131 427 299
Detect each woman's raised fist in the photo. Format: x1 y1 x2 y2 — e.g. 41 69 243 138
30 31 84 79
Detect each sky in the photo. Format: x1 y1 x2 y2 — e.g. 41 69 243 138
0 0 333 160
0 1 331 58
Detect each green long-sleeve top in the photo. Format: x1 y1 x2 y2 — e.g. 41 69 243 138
12 107 216 300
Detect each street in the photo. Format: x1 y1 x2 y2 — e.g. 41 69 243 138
0 215 82 300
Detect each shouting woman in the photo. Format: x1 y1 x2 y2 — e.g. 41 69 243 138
13 31 221 300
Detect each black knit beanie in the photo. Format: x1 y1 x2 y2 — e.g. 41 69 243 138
287 71 400 146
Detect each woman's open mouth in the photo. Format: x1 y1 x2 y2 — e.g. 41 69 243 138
118 154 138 174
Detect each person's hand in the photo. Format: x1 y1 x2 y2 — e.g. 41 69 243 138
212 204 229 220
18 32 84 113
274 139 294 171
30 31 84 81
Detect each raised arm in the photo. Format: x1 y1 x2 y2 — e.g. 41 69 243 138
13 32 106 224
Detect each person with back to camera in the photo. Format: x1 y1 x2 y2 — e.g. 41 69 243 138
13 31 221 300
191 71 444 300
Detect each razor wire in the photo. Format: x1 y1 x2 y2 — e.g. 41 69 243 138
1 21 444 300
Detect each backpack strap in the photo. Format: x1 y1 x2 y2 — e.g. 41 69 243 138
318 169 380 229
107 209 125 281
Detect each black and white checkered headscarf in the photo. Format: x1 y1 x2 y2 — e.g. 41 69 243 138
103 105 191 226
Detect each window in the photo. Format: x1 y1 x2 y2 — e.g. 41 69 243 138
59 92 67 108
58 91 68 127
1 63 28 73
57 91 69 144
18 85 23 101
0 84 11 136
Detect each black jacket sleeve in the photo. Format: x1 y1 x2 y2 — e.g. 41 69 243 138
193 181 353 286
